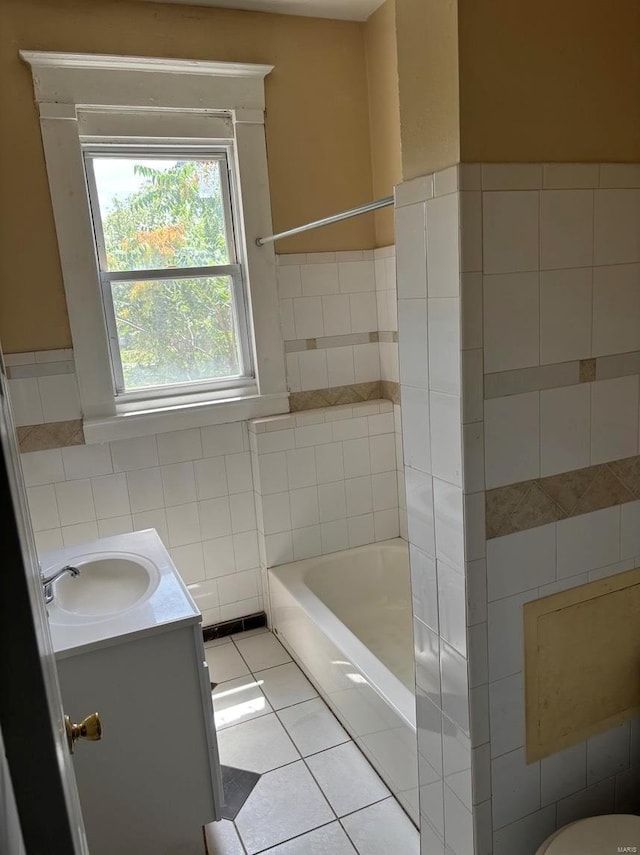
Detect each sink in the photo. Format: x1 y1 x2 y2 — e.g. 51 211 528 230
55 555 156 617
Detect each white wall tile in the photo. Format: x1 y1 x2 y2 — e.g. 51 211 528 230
428 298 461 394
556 777 615 828
461 273 483 352
462 349 484 425
166 502 201 547
201 422 246 458
493 806 557 855
292 524 322 560
295 423 333 447
20 449 65 487
225 453 253 495
426 192 460 298
543 163 600 189
483 272 539 373
482 164 542 190
170 542 206 585
161 461 196 507
318 481 347 523
349 292 378 333
556 506 621 578
337 260 375 294
315 442 344 484
492 748 540 829
489 673 524 757
345 476 373 517
590 376 639 464
541 741 586 806
126 467 164 512
202 535 236 578
394 203 427 299
353 343 380 383
540 190 594 270
98 515 134 538
34 528 64 553
321 294 352 336
217 568 260 606
229 491 256 533
55 479 96 526
621 501 640 560
289 486 320 529
398 298 429 389
285 353 301 392
594 189 640 266
463 422 485 494
540 267 592 364
286 447 317 490
261 491 292 535
38 374 81 423
62 521 99 547
320 519 349 553
401 386 431 474
438 562 467 656
484 392 540 489
347 514 375 548
279 298 296 340
301 262 339 296
430 393 462 486
297 350 327 391
483 192 539 275
157 428 202 465
592 263 640 357
439 640 469 733
277 264 302 298
372 471 398 512
293 296 324 339
405 467 435 557
486 523 556 601
373 508 399 540
8 378 43 426
131 509 169 546
91 473 130 519
61 444 112 480
369 433 396 474
464 492 486 562
233 530 260 571
433 479 464 569
326 347 355 387
587 722 630 785
540 384 591 477
460 191 482 273
343 437 371 479
198 496 233 540
27 484 60 531
111 435 159 471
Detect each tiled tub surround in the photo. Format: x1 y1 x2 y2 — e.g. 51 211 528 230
450 162 640 854
277 248 399 403
205 627 419 855
268 539 418 823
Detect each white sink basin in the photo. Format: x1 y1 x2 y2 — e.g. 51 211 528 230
55 555 156 617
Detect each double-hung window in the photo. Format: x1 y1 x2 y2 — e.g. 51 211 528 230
84 147 253 400
21 52 289 442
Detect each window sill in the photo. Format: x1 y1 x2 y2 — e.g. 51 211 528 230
82 391 290 444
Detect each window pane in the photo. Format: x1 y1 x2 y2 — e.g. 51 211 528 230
91 157 230 271
111 276 242 391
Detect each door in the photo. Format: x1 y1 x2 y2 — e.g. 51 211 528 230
0 352 88 854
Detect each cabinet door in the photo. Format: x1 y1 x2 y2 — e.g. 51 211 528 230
194 624 223 816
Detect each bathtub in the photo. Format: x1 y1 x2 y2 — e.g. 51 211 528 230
268 538 418 824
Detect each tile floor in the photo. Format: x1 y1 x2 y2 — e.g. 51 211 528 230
204 628 419 855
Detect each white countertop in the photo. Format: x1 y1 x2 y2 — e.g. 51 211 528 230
41 529 201 659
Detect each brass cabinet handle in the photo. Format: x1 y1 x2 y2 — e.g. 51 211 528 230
64 712 102 754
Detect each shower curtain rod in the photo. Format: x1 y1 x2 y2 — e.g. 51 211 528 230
255 195 394 247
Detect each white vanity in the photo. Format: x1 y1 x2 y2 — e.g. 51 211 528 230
42 530 221 855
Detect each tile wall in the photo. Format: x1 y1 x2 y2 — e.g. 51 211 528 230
458 162 640 854
277 248 398 394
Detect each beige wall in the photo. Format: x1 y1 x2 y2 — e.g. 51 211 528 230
458 0 640 163
364 0 402 248
0 0 376 353
395 0 460 181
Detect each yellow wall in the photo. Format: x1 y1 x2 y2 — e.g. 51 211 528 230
364 0 402 247
395 0 460 181
0 0 376 352
458 0 640 162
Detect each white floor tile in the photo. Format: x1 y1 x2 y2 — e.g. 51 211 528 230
341 798 419 855
212 675 273 730
217 713 300 774
206 643 250 684
231 626 269 641
306 742 390 816
255 662 318 710
234 631 292 672
205 635 234 648
204 818 244 855
261 822 357 854
278 698 350 757
235 761 334 854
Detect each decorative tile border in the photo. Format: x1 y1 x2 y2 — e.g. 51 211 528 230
289 381 383 411
485 351 640 399
17 420 84 453
380 380 401 404
486 455 640 539
202 610 267 640
284 330 397 354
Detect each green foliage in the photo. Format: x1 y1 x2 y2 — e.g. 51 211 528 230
101 160 240 391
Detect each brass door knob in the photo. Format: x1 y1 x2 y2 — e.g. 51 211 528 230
64 712 102 754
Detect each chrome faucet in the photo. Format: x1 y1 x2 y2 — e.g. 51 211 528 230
41 565 80 605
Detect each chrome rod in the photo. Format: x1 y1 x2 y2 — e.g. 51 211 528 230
255 195 394 247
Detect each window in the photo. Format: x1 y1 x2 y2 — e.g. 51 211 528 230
85 148 253 398
21 52 289 442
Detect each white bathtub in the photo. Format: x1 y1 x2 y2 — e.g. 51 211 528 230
268 538 418 824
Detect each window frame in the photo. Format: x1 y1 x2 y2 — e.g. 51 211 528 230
83 144 255 400
20 52 289 443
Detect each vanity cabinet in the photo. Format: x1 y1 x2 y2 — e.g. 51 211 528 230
56 620 220 855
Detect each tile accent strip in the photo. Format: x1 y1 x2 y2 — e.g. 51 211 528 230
284 330 396 354
485 349 640 399
380 380 401 404
17 420 84 453
289 381 383 411
202 611 267 641
486 455 640 539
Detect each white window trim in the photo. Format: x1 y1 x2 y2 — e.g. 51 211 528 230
20 51 289 443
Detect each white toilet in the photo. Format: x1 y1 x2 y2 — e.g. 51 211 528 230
535 814 640 854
